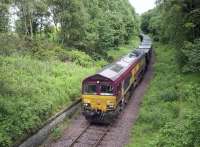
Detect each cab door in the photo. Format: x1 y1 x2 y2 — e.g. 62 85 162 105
116 83 122 104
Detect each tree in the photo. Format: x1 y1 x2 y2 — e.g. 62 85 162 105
142 0 200 72
0 0 11 32
15 0 50 38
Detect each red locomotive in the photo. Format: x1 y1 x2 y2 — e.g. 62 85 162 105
81 35 152 123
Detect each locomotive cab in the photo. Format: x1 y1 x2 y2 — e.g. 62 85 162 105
81 76 119 122
82 80 117 112
81 34 152 123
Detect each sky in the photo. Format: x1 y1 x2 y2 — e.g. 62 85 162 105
129 0 156 14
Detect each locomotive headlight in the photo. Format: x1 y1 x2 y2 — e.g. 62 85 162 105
107 105 114 108
107 101 115 109
83 103 90 107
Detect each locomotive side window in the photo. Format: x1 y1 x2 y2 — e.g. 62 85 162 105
100 85 113 96
84 84 97 95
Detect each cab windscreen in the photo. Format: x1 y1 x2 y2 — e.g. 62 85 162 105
83 83 97 95
100 84 113 96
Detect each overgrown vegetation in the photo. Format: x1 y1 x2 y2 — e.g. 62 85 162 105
129 1 200 146
0 0 140 146
0 36 139 146
0 56 98 146
141 0 200 72
107 36 139 61
128 43 200 147
0 0 139 60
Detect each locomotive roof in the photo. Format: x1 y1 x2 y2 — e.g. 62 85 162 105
141 41 152 44
138 37 152 53
142 34 151 40
139 44 152 49
135 48 150 54
97 50 144 82
83 34 152 83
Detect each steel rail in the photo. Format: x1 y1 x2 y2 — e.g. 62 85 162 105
93 127 110 147
69 124 91 147
69 124 110 147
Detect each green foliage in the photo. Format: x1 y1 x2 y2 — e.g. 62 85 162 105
48 0 139 57
0 0 10 32
128 43 200 147
2 0 139 61
64 50 95 67
0 34 138 146
141 8 161 41
0 33 20 56
160 88 179 102
0 0 140 146
0 35 108 68
154 110 200 147
107 36 140 60
15 0 50 37
182 39 200 72
57 0 88 47
51 127 62 141
141 0 200 73
0 56 96 146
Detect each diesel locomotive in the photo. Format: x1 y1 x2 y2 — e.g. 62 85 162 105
81 34 152 123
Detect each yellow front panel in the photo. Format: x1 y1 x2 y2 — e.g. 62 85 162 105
82 95 116 112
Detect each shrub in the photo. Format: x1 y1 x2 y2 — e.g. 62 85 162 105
153 110 200 147
0 56 96 146
65 50 94 67
128 43 200 147
160 88 179 102
181 83 200 106
0 35 104 68
0 33 20 56
182 39 200 73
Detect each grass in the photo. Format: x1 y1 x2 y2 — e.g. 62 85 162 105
128 43 200 147
50 118 70 142
0 55 97 147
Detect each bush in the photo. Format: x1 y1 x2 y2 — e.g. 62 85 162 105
182 39 200 73
0 35 107 68
65 50 94 67
0 33 20 56
153 110 200 147
181 83 200 106
128 43 200 147
0 56 96 146
160 88 179 102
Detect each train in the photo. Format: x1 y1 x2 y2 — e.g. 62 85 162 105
81 34 152 123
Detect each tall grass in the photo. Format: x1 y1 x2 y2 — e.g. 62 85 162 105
0 35 139 146
0 56 96 146
128 43 200 147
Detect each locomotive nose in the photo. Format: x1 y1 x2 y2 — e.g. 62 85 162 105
82 94 116 112
96 100 101 105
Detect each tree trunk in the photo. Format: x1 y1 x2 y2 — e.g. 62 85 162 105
40 17 43 37
29 17 33 39
22 6 28 36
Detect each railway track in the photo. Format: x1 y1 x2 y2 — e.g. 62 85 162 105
69 124 110 147
42 50 155 147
